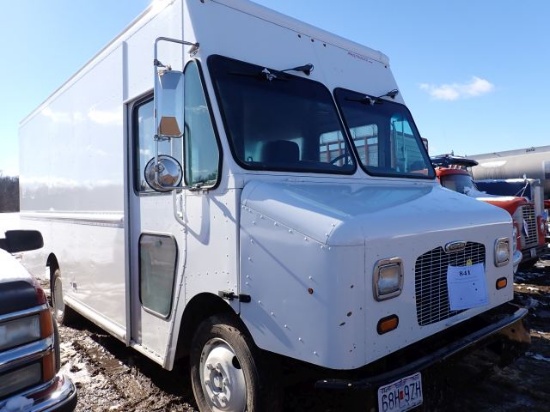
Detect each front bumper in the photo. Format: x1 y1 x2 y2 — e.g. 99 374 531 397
315 303 528 390
0 373 77 412
521 244 546 263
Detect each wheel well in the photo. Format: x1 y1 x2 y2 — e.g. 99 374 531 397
175 293 238 359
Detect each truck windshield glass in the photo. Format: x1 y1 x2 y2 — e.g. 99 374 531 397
334 88 434 179
440 174 478 195
208 55 355 173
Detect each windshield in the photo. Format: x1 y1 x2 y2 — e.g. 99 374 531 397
334 88 434 179
440 173 478 194
208 55 355 173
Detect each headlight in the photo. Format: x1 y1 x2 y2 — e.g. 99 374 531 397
373 257 404 301
0 363 42 399
0 315 41 352
494 237 511 267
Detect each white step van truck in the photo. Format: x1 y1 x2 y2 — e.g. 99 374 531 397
19 0 528 410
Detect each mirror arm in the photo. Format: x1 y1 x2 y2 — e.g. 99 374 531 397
154 37 199 64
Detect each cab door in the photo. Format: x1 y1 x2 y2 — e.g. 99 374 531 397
127 96 186 362
127 59 221 365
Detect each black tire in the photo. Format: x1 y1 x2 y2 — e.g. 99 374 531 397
190 314 282 412
51 268 78 326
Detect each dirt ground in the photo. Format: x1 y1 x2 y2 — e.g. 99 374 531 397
54 257 550 412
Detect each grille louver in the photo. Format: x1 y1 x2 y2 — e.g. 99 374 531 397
415 242 485 326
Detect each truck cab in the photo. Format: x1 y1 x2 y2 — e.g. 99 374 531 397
432 154 544 268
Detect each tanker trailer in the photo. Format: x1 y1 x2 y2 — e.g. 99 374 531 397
470 146 550 200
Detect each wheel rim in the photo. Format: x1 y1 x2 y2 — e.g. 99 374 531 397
53 275 65 321
200 337 247 412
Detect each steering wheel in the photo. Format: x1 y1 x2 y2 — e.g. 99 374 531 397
330 153 352 165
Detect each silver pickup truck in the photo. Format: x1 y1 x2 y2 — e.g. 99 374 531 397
0 230 76 412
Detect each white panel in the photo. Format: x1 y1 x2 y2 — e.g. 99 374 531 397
240 180 514 369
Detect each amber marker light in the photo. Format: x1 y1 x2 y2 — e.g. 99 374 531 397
496 277 507 290
377 314 399 335
42 351 57 382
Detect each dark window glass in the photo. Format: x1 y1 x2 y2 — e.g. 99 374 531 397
134 99 183 192
184 61 220 187
208 55 355 174
334 88 434 179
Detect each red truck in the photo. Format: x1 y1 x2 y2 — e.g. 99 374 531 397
432 155 546 268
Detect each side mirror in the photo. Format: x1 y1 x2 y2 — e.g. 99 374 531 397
144 155 183 192
155 69 184 139
0 230 44 253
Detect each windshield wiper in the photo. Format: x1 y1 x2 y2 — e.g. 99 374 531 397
228 68 289 82
346 89 399 105
228 63 313 82
281 63 314 76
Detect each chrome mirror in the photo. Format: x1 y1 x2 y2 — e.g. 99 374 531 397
144 155 183 192
155 69 184 139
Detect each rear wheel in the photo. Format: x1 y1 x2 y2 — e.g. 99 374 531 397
51 268 78 326
190 314 281 412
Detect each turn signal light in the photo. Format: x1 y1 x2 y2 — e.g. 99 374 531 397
496 277 507 290
42 351 56 382
377 315 399 335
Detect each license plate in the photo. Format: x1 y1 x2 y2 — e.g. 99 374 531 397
530 248 537 258
377 372 423 412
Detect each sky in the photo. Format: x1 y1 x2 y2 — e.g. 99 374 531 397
1 0 549 177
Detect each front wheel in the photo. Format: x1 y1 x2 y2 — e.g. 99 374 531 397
190 314 281 412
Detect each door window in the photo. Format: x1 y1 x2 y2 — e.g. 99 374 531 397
133 98 183 192
184 61 220 188
139 234 177 318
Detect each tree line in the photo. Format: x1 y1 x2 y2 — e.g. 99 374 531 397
0 174 19 212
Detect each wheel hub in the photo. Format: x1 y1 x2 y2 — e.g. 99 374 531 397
201 340 246 411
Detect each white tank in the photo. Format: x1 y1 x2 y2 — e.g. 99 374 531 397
470 146 550 198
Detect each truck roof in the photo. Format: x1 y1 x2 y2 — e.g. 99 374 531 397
431 154 479 168
20 0 391 126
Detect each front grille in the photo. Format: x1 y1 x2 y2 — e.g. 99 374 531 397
415 242 485 326
521 204 538 246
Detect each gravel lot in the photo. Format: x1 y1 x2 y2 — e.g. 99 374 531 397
52 257 550 412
